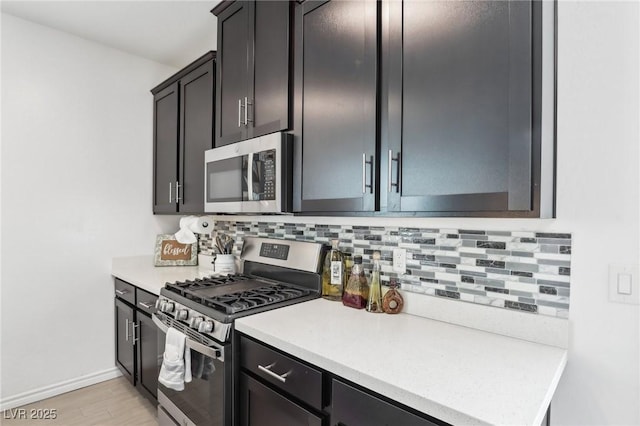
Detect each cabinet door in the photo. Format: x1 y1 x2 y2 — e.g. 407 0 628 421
239 373 323 426
179 59 215 213
153 83 179 213
294 0 377 212
331 380 438 426
136 312 159 401
216 1 250 146
248 0 291 139
384 0 537 214
115 299 135 385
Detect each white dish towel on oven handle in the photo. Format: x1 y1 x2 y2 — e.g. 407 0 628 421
158 327 192 391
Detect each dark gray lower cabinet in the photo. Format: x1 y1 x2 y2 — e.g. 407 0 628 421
331 380 440 426
239 335 325 425
239 373 323 426
238 333 443 426
115 298 135 384
136 311 158 401
114 281 159 403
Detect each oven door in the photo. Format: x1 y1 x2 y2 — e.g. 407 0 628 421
153 314 232 426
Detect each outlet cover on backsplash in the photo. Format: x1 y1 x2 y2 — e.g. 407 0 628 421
199 221 572 319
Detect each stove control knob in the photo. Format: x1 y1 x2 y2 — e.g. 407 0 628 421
155 299 162 309
189 317 203 329
158 301 167 312
198 320 214 333
163 302 175 313
176 309 188 321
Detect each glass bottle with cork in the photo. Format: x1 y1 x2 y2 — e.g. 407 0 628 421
342 255 369 309
322 239 344 301
343 252 353 291
366 251 383 313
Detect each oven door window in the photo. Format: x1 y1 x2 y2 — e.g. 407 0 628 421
157 331 227 426
206 157 244 203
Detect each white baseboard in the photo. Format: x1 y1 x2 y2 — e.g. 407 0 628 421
0 367 122 412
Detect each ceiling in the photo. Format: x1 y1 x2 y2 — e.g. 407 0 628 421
1 1 220 69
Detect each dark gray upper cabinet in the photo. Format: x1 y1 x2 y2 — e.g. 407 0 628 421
293 0 378 213
179 60 215 213
215 1 249 146
153 83 179 214
214 1 291 147
151 52 216 215
290 0 554 217
382 0 553 217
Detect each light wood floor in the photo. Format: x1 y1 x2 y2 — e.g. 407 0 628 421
1 377 157 426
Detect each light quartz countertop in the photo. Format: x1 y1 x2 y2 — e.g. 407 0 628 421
111 255 214 295
111 255 567 425
235 298 568 426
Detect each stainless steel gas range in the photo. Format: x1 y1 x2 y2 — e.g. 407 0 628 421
152 237 325 426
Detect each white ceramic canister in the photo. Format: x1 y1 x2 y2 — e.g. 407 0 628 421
213 254 236 274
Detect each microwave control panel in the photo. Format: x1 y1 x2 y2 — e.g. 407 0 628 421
255 150 276 200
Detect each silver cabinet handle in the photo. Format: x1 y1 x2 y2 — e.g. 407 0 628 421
257 363 291 383
245 97 252 125
169 182 173 203
388 150 400 193
138 301 154 309
238 99 243 127
125 318 129 341
175 181 181 202
362 153 366 194
362 153 373 194
131 323 139 345
115 289 128 296
388 149 393 193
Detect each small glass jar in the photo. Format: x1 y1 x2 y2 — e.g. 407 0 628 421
382 278 404 314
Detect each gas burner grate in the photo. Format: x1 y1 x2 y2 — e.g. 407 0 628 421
203 284 310 314
165 274 252 295
164 275 312 316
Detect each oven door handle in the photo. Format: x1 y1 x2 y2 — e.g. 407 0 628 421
153 314 222 360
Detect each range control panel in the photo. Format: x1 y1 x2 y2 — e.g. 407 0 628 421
259 242 290 260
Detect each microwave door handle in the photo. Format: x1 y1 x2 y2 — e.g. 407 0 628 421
246 154 254 201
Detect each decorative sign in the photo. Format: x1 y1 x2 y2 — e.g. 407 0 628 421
154 234 198 266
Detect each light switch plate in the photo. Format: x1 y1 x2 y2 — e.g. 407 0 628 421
609 264 640 305
393 248 406 274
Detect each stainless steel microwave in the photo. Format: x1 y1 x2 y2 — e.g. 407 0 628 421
204 132 293 213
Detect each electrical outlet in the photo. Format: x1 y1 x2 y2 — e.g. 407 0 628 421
393 248 406 274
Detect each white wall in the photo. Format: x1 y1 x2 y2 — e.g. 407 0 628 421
552 2 639 424
0 14 181 404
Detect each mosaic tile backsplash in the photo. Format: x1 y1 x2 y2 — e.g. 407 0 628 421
199 221 572 319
